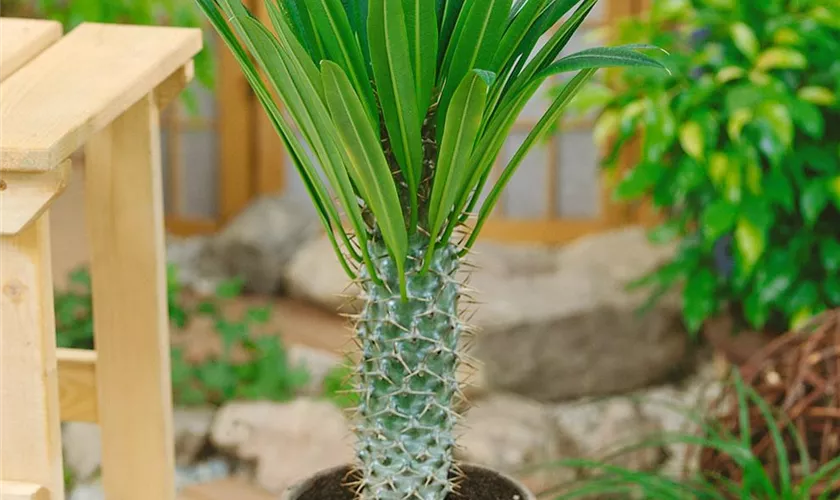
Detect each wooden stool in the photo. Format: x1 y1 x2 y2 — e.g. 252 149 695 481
0 18 201 500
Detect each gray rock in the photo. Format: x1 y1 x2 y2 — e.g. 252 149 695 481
457 394 581 488
63 423 102 485
166 235 221 295
173 407 216 466
198 195 321 295
210 399 354 494
470 227 690 402
288 345 343 396
285 236 360 313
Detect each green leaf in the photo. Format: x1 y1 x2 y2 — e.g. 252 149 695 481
679 121 705 160
786 282 820 316
403 0 439 113
701 200 738 242
683 268 717 335
492 0 550 72
546 45 668 74
820 239 840 273
764 168 795 212
755 102 793 148
308 0 378 124
277 0 324 62
755 47 808 71
755 251 797 305
438 0 510 127
466 69 596 251
789 99 824 139
801 180 829 226
216 277 245 298
824 278 840 305
730 22 759 59
427 70 490 247
615 161 661 200
798 86 837 106
246 306 271 324
735 202 771 273
744 290 770 329
368 0 423 225
321 61 409 291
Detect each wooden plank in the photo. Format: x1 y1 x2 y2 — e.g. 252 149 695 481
155 62 195 111
178 479 274 500
253 0 286 196
57 348 98 423
165 217 220 236
1 23 202 172
0 160 71 236
0 18 62 82
0 481 49 500
0 215 65 500
478 218 606 245
84 94 175 500
218 32 254 222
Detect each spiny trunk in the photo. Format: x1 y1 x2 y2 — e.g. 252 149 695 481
353 233 463 500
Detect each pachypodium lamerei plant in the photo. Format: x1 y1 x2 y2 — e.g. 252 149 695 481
196 0 664 498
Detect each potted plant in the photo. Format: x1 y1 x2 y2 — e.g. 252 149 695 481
572 0 840 363
196 0 664 498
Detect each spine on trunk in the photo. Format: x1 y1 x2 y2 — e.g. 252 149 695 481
352 234 464 500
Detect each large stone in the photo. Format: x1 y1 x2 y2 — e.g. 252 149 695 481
173 407 217 466
470 227 689 402
288 345 343 396
210 399 354 494
457 394 580 489
198 196 321 295
166 235 221 295
285 236 361 313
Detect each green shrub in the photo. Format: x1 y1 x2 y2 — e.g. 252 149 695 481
54 265 310 407
573 0 840 336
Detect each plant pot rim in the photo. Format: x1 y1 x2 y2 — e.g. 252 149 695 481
282 462 536 500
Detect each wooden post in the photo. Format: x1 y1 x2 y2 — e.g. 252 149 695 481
83 93 176 500
0 215 65 500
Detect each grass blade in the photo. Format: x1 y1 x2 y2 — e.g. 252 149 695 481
546 45 669 74
404 0 439 114
265 1 323 96
438 0 466 65
195 0 360 275
438 0 511 132
491 0 550 72
308 0 378 126
322 61 409 296
426 69 491 262
368 0 424 228
277 0 323 62
465 69 594 251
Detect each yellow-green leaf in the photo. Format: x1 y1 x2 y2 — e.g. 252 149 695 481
735 217 765 272
831 175 840 206
716 66 745 84
798 86 837 106
728 108 753 140
679 121 705 160
594 109 620 147
756 47 807 71
746 161 762 195
709 152 730 187
790 307 814 331
730 23 759 60
773 27 801 45
756 102 793 147
748 71 771 85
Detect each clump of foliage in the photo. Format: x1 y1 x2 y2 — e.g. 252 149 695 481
538 371 840 499
575 0 840 337
54 265 310 407
195 0 665 498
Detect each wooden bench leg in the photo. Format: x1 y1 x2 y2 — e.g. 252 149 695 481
84 94 175 500
0 215 65 500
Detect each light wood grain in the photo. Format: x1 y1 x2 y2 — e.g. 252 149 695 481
478 217 606 245
57 349 98 423
1 22 201 172
178 479 274 500
0 215 65 500
0 159 71 236
84 94 175 500
218 32 254 222
0 481 49 500
0 18 62 82
155 62 195 111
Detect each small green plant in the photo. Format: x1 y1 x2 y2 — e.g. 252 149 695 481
321 363 361 410
196 0 664 497
55 265 309 407
570 0 840 337
537 372 840 499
